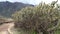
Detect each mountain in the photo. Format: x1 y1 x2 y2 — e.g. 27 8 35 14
0 1 34 17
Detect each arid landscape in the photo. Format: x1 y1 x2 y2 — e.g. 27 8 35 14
0 0 60 34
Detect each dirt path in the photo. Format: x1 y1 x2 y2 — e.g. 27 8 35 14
0 22 14 34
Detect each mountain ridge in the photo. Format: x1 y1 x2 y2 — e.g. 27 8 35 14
0 1 34 17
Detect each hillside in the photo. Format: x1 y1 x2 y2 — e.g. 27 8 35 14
0 1 34 17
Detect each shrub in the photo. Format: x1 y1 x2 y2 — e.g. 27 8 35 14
12 1 60 34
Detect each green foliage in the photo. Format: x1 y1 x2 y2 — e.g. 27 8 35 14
12 1 60 34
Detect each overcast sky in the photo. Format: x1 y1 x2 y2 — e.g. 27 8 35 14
0 0 60 5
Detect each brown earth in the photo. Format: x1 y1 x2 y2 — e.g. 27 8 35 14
0 19 14 34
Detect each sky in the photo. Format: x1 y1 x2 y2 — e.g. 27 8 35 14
0 0 60 5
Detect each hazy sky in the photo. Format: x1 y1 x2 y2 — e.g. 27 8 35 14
0 0 60 5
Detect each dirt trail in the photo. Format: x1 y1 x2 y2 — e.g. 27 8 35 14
0 21 14 34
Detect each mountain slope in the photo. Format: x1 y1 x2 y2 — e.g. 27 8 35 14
0 1 34 17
